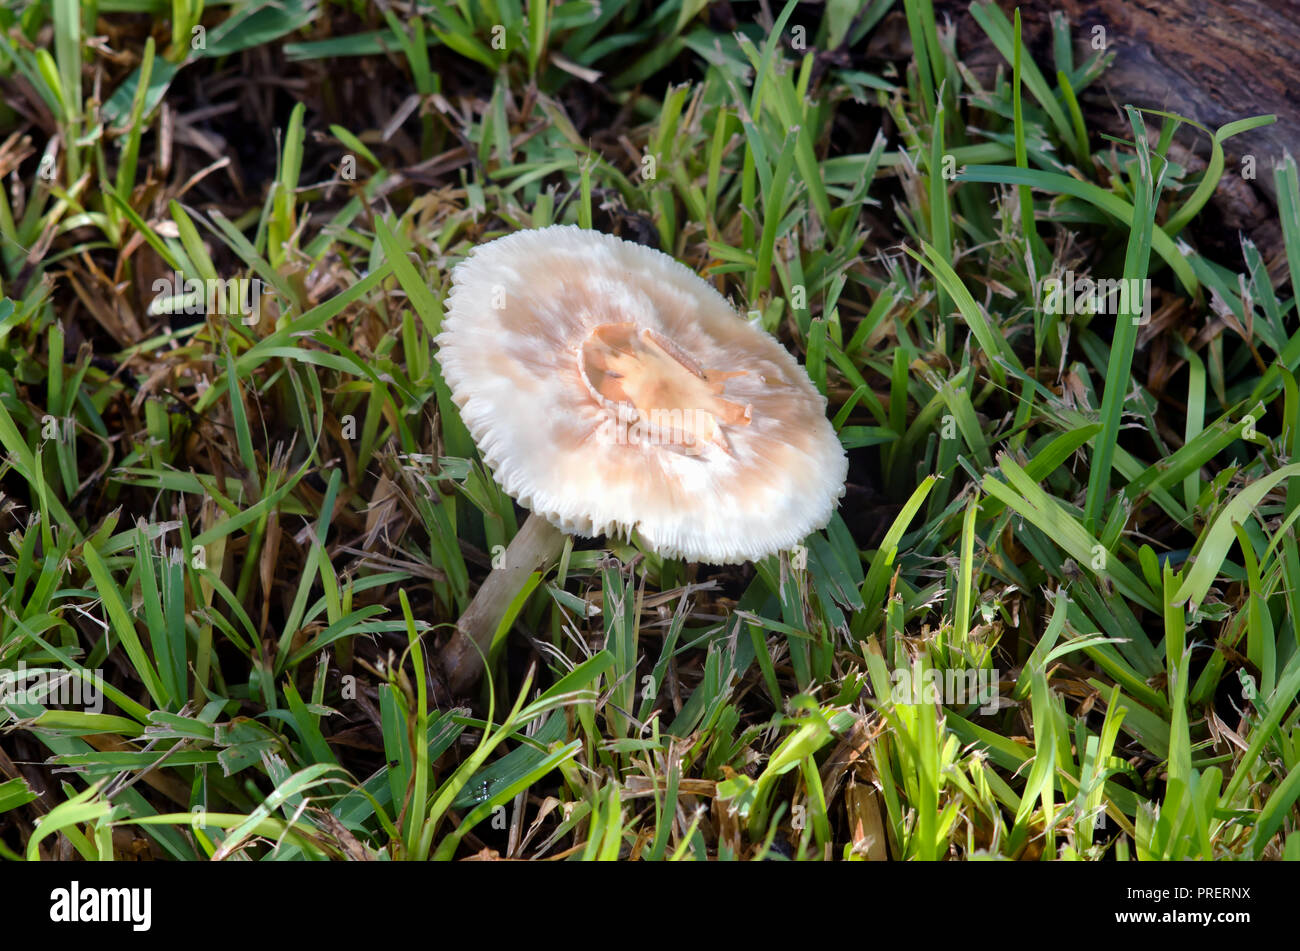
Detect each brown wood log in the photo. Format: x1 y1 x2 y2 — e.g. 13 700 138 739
932 0 1299 249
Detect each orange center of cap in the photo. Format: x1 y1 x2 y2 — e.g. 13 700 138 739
579 322 751 452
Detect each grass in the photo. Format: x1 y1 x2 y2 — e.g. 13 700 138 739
0 0 1298 861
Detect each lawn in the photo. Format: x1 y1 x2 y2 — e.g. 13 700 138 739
1 0 1298 862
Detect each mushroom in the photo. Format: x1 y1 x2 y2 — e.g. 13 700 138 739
434 225 847 694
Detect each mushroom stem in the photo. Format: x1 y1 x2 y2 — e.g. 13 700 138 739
439 512 567 695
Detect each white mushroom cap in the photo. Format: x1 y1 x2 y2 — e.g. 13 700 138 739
435 225 848 564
